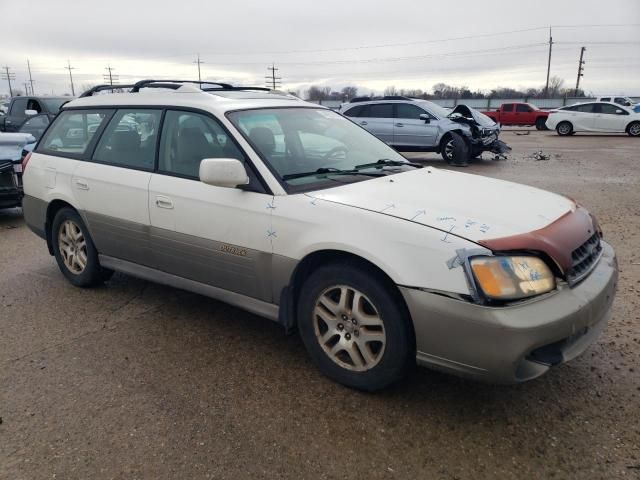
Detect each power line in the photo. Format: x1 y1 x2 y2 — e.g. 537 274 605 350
575 47 586 96
104 65 118 86
265 63 281 89
65 60 76 96
193 53 205 83
27 59 35 95
545 27 554 96
1 66 15 96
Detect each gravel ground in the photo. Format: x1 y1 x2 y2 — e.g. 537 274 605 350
1 131 639 479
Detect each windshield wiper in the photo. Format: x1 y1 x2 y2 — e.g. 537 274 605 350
354 158 423 170
282 167 387 181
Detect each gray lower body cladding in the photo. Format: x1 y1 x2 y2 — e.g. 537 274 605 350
401 241 617 383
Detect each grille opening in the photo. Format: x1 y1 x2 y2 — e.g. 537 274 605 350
567 233 602 285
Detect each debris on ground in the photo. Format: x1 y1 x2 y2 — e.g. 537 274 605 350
526 150 551 161
515 131 531 136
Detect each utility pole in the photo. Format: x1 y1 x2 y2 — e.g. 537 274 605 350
265 63 281 90
27 59 35 95
575 47 586 97
544 27 553 96
104 65 115 85
193 54 204 83
65 60 76 96
24 82 30 95
1 66 15 96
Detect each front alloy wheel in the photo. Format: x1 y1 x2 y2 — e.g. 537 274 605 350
297 262 413 391
314 285 386 372
58 220 88 274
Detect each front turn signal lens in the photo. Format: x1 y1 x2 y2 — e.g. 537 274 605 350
470 256 556 301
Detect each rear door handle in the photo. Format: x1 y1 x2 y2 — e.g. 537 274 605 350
155 195 174 209
395 123 404 127
74 179 89 190
360 121 368 126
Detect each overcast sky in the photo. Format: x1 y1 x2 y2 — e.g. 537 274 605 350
1 0 638 97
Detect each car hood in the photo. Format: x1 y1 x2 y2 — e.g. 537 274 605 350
306 167 575 243
0 132 36 161
449 104 497 128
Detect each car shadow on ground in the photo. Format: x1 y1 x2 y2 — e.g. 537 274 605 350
0 207 23 228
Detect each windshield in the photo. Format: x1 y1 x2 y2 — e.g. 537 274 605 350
227 108 410 191
41 98 71 112
414 100 451 119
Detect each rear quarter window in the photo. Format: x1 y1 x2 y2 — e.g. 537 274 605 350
37 109 113 157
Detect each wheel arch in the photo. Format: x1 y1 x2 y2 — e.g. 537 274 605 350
438 128 467 152
626 120 640 134
44 199 80 255
279 249 414 344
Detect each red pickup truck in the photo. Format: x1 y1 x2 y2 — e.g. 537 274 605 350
481 103 549 130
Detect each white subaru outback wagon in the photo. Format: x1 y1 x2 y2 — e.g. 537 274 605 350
22 80 617 391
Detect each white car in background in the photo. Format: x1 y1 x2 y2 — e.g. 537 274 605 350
595 96 636 107
546 101 640 137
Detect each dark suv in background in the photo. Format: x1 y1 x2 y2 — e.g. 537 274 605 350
0 96 71 132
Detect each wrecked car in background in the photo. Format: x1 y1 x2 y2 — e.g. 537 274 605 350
0 131 35 208
340 96 510 166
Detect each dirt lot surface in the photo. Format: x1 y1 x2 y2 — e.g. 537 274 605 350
1 131 639 479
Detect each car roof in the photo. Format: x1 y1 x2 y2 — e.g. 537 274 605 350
63 86 313 114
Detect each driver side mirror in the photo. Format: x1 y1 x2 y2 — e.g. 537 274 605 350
25 109 38 116
616 109 624 114
199 158 249 189
419 114 431 123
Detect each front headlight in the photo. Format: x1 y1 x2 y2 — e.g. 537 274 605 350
470 256 556 301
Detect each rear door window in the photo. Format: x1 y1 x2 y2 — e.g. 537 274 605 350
368 103 393 119
515 104 530 112
38 109 113 156
575 104 595 113
93 109 162 170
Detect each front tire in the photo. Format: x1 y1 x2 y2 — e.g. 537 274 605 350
297 262 413 391
52 208 113 287
627 121 640 137
440 132 469 166
556 121 573 136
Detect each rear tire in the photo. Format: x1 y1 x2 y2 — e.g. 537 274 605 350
52 208 113 287
556 121 573 136
535 117 548 130
440 132 469 166
297 262 413 391
627 121 640 137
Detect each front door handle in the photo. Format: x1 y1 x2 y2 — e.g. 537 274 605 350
360 121 368 126
395 123 404 127
155 195 174 209
74 179 89 190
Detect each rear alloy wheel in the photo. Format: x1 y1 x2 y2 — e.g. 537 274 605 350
441 132 469 166
627 121 640 137
556 121 573 136
298 262 413 391
52 207 113 287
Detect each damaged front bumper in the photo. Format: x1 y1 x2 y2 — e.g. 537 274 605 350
400 241 617 384
0 160 23 209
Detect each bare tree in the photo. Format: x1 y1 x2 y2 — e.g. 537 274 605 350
341 86 358 100
384 85 398 96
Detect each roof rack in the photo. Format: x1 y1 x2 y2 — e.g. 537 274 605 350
79 84 136 98
349 95 415 103
130 79 272 93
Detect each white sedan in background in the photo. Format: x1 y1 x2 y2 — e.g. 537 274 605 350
546 101 640 137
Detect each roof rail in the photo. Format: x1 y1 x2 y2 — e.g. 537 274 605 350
349 95 414 103
80 80 278 98
79 84 136 98
131 79 234 92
